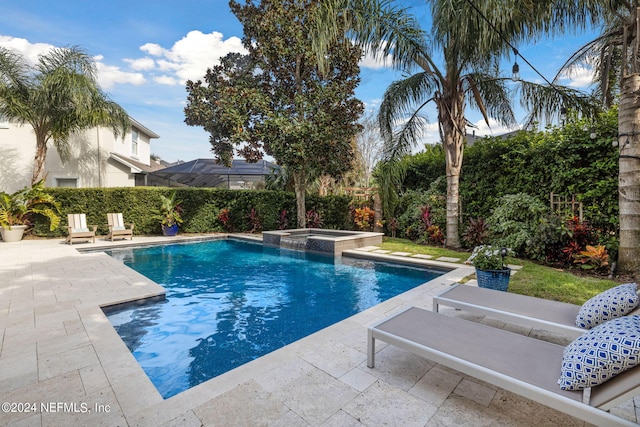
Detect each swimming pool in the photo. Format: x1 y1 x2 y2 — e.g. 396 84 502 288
103 238 445 398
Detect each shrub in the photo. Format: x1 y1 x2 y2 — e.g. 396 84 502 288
277 208 289 230
305 210 323 228
36 187 352 236
247 208 262 233
185 204 222 233
218 208 233 232
573 245 610 271
394 179 446 242
354 206 375 231
487 193 549 256
461 217 489 248
398 108 619 233
527 213 570 262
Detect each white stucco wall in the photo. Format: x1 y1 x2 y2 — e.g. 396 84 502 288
0 119 155 193
0 122 38 192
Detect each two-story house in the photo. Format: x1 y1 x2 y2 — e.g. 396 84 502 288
0 116 160 193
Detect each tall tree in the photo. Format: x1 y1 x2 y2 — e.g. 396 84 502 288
324 0 594 248
544 1 640 271
0 46 129 185
186 0 364 227
354 111 385 188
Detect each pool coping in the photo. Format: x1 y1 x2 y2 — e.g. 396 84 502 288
3 233 628 425
87 235 474 422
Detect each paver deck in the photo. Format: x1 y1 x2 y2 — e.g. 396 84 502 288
1 235 638 426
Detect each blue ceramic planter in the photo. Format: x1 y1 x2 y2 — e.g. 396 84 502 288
475 267 511 292
162 224 179 236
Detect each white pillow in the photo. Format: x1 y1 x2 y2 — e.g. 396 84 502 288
559 315 640 390
575 283 639 329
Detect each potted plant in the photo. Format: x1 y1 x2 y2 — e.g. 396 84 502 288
154 192 183 236
466 245 513 291
0 179 61 242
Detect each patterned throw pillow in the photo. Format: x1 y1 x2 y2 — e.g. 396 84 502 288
559 315 640 390
575 283 639 329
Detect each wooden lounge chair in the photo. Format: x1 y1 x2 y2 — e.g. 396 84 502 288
66 213 97 245
106 213 134 241
433 283 640 339
367 307 640 426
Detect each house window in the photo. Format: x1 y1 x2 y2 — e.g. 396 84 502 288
55 178 78 188
132 129 139 157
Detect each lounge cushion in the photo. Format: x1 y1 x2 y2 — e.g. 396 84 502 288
559 315 640 390
575 283 638 329
112 226 126 231
71 227 90 233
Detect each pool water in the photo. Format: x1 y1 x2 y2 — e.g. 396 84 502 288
103 239 444 398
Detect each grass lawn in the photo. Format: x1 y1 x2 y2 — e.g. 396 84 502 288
379 237 620 305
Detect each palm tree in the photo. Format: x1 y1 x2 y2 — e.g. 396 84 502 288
0 46 129 185
541 1 640 272
318 0 594 248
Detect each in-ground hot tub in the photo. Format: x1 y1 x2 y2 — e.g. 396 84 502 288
262 228 383 255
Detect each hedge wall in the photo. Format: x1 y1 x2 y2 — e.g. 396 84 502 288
35 187 354 237
399 108 620 231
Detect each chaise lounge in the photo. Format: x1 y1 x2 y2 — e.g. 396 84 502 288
367 307 640 426
433 283 640 339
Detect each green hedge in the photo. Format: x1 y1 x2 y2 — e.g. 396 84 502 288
399 108 619 231
34 187 354 237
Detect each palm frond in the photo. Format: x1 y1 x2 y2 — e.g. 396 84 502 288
517 81 599 127
375 158 406 222
36 46 97 82
379 71 438 143
384 109 430 161
463 73 517 128
313 0 427 72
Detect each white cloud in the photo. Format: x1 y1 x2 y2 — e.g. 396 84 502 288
154 75 179 86
359 51 392 69
0 36 146 89
0 36 53 64
0 31 247 91
469 117 520 138
94 60 146 89
559 65 595 88
124 57 156 71
138 30 247 84
140 42 165 57
359 42 392 69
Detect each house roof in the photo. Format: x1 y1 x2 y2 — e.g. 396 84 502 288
151 158 282 187
110 153 166 174
129 116 160 139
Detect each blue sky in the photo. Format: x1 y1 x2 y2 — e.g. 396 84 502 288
1 0 597 163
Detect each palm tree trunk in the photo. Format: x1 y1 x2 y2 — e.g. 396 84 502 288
293 170 307 228
617 73 640 272
31 135 48 185
439 93 465 249
443 132 463 248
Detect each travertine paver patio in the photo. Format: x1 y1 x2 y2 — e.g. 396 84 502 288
0 235 638 426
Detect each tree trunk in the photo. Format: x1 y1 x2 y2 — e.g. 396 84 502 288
617 73 640 273
438 92 465 249
32 135 48 185
443 135 463 248
293 170 307 228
